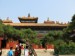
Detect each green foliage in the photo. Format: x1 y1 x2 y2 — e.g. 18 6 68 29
53 14 75 55
3 25 15 38
63 28 71 42
68 14 75 30
0 19 3 24
0 24 38 44
32 38 41 45
42 31 63 44
21 29 38 44
68 20 75 30
13 29 25 40
63 14 75 42
72 14 75 21
54 40 75 55
0 24 4 36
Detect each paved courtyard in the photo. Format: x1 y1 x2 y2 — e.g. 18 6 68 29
1 49 54 56
1 49 75 56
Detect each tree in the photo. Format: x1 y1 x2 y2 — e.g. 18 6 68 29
64 14 75 42
42 31 63 44
3 25 16 39
72 14 75 21
0 24 4 37
68 14 75 30
21 28 38 44
0 19 3 24
0 19 4 37
12 29 24 40
21 29 38 56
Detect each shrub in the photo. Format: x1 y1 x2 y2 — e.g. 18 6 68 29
54 41 75 55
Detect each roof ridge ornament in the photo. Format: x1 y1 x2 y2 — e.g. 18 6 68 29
47 17 50 21
28 13 30 17
7 17 9 20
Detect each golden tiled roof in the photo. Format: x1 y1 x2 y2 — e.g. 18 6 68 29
18 17 38 20
44 18 68 25
44 21 55 24
2 17 13 23
2 15 68 27
44 17 55 24
18 14 38 20
3 23 68 27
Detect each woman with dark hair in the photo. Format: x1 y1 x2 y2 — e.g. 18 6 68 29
18 46 21 56
14 48 18 56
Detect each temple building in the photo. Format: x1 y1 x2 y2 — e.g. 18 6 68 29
0 14 68 49
3 14 68 36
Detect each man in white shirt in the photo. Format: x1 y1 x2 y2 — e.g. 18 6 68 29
24 46 29 56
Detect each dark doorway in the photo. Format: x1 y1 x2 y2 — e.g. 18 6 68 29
1 40 6 48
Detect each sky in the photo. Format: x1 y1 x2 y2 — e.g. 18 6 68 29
0 0 75 23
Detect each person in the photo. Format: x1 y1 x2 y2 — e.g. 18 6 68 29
54 46 59 56
16 44 18 48
14 48 19 56
18 45 21 56
7 47 13 56
24 46 29 56
29 45 37 56
0 48 2 56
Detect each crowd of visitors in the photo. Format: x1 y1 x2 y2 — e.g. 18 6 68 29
7 45 31 56
0 40 37 56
